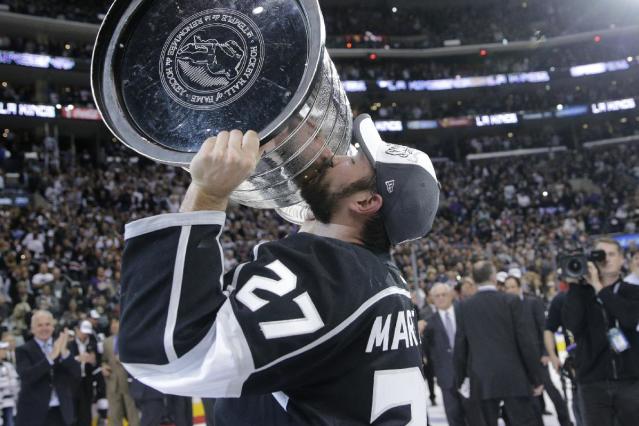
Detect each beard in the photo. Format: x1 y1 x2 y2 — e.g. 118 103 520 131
299 178 339 224
299 173 377 223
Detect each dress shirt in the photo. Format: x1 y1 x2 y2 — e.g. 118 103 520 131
35 337 60 407
477 284 498 292
75 337 88 377
437 305 456 334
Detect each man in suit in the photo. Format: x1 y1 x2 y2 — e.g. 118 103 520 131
505 276 573 426
424 283 484 426
454 261 543 426
129 378 164 426
16 310 80 426
68 320 99 426
102 317 139 426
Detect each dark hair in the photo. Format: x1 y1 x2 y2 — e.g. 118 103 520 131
472 260 495 284
300 172 390 252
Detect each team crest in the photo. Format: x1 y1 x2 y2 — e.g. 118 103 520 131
159 9 265 110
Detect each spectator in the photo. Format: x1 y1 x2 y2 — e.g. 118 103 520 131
454 261 543 426
68 320 98 426
15 310 80 426
625 250 639 284
562 238 639 426
101 317 139 426
424 283 484 426
0 341 19 426
504 276 573 426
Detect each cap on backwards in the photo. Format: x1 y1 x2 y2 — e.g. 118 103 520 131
353 114 440 245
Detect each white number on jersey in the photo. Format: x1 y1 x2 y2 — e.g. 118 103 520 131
236 260 325 339
370 367 427 425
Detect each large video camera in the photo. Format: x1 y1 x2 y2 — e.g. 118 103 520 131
557 250 606 279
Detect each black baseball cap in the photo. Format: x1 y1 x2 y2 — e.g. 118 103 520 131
353 114 440 245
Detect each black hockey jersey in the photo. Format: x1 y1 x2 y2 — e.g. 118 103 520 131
119 211 427 425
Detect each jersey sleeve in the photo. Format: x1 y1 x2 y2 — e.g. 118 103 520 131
119 213 405 398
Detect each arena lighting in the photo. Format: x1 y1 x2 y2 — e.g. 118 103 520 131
628 56 634 62
591 98 636 114
542 191 549 197
475 113 518 127
252 6 264 14
0 102 56 118
392 6 398 13
556 104 564 111
570 60 630 77
374 120 403 132
342 80 367 92
0 50 75 70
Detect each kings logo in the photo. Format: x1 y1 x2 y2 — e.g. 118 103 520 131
159 9 265 110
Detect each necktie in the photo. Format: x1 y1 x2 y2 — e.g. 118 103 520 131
444 312 455 349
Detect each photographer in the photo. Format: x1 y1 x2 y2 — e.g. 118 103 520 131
562 238 639 426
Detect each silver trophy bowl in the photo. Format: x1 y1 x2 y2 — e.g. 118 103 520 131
92 0 352 209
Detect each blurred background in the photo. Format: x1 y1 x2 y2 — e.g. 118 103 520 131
0 0 638 425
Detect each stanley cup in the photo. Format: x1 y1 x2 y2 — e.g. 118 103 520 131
92 0 352 209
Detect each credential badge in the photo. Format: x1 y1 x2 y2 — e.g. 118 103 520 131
159 9 265 110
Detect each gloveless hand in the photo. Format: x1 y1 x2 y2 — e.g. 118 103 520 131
181 130 260 212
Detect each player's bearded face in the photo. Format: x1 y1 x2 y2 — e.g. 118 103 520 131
300 171 376 224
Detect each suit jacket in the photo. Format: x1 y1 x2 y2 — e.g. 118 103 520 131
102 335 133 399
522 294 547 357
129 377 163 402
423 306 459 390
454 289 542 400
16 338 81 426
68 335 100 383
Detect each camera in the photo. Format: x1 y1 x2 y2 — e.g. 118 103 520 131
557 250 606 279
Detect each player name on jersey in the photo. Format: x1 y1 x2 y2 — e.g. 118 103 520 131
366 309 420 353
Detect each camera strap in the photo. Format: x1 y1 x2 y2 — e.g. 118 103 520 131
597 291 630 354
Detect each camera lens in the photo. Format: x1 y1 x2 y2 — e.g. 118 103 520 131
567 259 582 274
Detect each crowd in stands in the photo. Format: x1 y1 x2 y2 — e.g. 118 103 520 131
1 82 95 108
2 0 638 48
353 75 637 121
324 0 639 48
1 129 637 337
0 36 94 60
0 116 637 426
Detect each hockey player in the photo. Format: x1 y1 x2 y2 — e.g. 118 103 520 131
118 115 440 424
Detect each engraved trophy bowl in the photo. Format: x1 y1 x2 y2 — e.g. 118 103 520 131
92 0 352 210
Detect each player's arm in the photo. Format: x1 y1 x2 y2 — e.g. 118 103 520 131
119 130 261 397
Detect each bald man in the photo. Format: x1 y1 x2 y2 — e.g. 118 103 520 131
16 310 80 426
424 284 484 426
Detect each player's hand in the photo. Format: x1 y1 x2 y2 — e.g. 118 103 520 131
540 355 549 366
188 130 260 207
181 130 260 212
